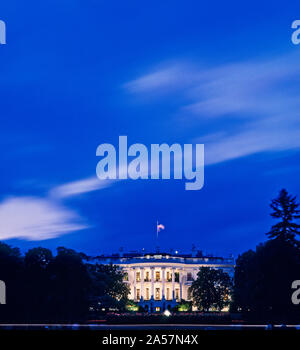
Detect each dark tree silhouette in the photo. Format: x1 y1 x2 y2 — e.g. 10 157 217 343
0 242 24 322
23 247 54 322
233 190 300 322
267 189 300 244
87 263 129 315
231 249 257 313
190 267 232 312
232 239 300 322
48 247 92 322
0 243 129 323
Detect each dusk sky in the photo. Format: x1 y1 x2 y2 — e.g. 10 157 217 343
0 1 300 257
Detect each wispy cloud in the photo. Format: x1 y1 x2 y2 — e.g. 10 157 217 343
124 53 300 164
0 196 87 241
50 177 115 198
124 64 196 94
50 158 160 199
0 175 112 241
204 121 300 165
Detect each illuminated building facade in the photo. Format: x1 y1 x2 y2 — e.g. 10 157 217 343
96 251 235 312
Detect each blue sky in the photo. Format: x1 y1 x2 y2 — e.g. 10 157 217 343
0 1 300 257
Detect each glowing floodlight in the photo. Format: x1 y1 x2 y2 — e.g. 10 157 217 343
164 309 171 317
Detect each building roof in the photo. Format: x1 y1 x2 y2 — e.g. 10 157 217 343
93 251 235 266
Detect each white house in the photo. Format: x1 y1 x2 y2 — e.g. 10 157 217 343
96 251 235 312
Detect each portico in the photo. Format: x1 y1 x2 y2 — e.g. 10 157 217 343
132 267 179 299
128 266 182 312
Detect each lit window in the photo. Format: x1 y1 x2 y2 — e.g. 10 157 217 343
155 307 160 312
136 289 140 300
155 271 160 281
175 288 179 300
145 271 150 282
155 288 160 300
136 272 141 282
146 288 149 300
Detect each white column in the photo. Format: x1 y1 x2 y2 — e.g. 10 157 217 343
133 267 136 301
141 268 144 300
162 267 165 299
151 267 154 299
179 269 183 301
172 268 175 299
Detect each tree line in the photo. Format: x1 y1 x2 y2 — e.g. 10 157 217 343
0 246 129 322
